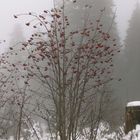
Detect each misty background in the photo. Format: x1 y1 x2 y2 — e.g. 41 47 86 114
0 0 139 138
0 0 137 44
0 0 139 117
0 0 137 102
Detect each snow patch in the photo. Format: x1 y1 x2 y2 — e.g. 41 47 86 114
123 125 140 140
127 101 140 107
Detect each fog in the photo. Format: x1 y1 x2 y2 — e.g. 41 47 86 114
114 0 136 41
0 0 137 43
0 0 53 51
0 0 139 139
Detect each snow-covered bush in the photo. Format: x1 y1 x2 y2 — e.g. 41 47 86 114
123 125 140 140
23 121 124 140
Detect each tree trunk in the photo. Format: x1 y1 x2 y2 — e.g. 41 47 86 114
125 106 140 134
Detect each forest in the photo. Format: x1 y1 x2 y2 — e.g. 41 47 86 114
0 0 140 139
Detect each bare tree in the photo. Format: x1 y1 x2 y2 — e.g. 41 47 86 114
0 1 120 140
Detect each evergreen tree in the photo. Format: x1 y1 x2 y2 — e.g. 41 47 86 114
124 1 140 101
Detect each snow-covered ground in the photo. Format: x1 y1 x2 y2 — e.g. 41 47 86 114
0 122 124 140
123 125 140 140
1 122 140 140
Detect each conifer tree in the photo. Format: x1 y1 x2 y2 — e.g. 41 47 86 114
124 1 140 101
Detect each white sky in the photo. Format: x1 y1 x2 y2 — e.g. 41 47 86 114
0 0 138 50
0 0 53 46
114 0 136 42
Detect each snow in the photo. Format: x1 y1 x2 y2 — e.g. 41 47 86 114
123 125 140 140
0 122 123 140
127 101 140 107
4 121 140 140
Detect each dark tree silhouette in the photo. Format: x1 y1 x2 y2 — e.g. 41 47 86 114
124 2 140 101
